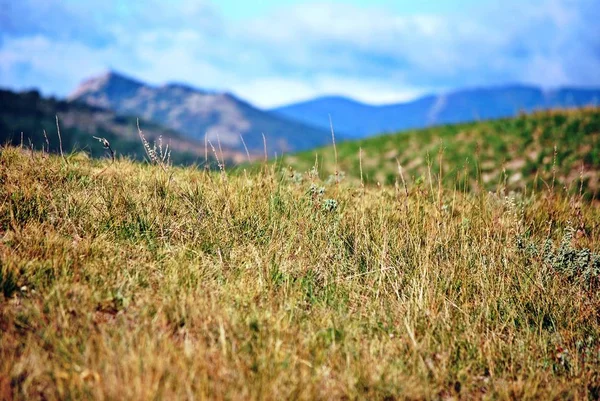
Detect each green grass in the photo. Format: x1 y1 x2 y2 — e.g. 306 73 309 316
1 109 600 399
282 108 600 199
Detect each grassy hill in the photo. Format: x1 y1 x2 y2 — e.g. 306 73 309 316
282 108 600 199
0 89 222 166
1 145 599 399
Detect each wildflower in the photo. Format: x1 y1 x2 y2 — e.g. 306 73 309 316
322 198 338 212
93 136 115 161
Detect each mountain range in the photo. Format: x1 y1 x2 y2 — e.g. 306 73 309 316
272 85 600 138
3 71 600 165
69 71 334 156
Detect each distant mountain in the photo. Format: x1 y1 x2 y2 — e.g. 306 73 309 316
0 89 221 165
69 71 333 156
272 85 600 137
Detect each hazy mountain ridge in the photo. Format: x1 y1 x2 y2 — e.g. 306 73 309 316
272 85 600 137
69 71 334 155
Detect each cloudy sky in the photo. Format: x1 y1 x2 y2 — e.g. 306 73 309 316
1 0 599 108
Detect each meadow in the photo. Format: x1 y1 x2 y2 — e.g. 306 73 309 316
1 109 600 399
283 108 600 199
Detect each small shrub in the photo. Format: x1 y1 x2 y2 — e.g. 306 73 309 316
0 264 18 298
518 226 600 287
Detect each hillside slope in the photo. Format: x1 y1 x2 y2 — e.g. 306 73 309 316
0 89 223 165
272 86 600 137
70 71 334 155
282 107 600 198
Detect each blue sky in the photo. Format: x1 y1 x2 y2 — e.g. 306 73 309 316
1 0 599 108
216 0 481 20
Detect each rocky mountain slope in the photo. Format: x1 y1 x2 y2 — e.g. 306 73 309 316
69 71 333 156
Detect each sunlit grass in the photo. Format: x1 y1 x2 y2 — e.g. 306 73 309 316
1 113 600 400
283 108 600 200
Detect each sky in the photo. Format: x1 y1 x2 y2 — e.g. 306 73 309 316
0 0 599 108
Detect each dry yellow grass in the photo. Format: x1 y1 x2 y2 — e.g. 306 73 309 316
1 145 599 400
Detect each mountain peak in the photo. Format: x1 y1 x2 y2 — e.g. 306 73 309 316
69 71 333 155
95 69 145 83
276 95 367 110
68 70 145 103
162 82 203 92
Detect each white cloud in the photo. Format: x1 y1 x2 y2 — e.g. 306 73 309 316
1 0 599 107
231 75 428 108
235 0 600 88
0 36 124 93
